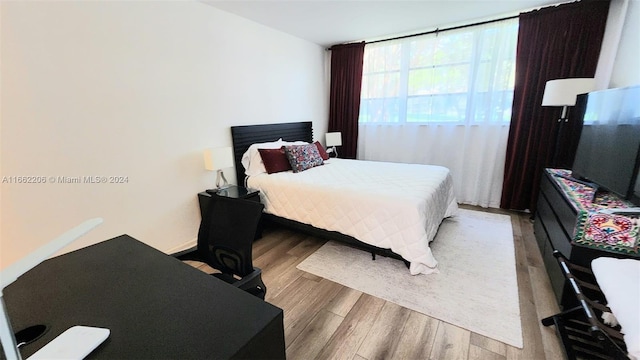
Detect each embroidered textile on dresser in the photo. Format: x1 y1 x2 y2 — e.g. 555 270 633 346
283 144 324 173
550 169 640 254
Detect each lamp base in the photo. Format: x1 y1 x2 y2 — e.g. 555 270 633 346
215 170 228 189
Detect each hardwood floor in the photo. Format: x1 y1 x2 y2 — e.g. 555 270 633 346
188 206 565 360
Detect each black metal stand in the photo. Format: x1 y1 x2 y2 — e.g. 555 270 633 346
541 251 629 360
552 105 569 168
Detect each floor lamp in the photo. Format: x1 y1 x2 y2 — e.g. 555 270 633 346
541 78 596 167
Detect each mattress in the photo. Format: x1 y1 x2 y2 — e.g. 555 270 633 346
247 158 458 275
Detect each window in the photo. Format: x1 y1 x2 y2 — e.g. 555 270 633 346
359 19 518 125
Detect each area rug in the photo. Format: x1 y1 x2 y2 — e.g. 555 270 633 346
296 209 523 348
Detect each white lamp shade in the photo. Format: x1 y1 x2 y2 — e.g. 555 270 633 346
325 132 342 147
542 78 596 106
203 146 234 171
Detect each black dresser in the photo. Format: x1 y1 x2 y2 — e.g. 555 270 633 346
534 169 639 308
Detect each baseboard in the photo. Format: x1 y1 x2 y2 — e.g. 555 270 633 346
165 237 197 256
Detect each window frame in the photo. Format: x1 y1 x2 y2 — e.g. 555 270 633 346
359 19 518 126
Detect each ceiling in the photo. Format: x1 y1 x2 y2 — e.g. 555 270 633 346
202 0 562 47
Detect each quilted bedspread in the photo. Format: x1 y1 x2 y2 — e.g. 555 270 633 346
247 158 459 275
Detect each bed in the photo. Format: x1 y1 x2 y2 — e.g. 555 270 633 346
230 122 458 275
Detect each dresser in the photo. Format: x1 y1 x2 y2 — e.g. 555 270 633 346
534 169 640 308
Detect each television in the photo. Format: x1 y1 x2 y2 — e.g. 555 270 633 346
571 85 640 205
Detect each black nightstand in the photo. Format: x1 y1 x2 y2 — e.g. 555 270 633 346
198 185 260 217
174 186 262 259
197 185 263 240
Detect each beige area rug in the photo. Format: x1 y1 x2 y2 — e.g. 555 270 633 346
296 208 523 348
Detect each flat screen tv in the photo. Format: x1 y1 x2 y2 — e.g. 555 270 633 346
571 85 640 205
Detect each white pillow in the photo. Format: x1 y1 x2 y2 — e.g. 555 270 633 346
241 140 310 176
591 257 640 360
282 140 309 146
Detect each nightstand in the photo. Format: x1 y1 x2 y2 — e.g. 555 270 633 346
198 185 260 216
197 185 263 240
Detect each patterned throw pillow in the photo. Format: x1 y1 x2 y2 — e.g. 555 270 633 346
284 144 324 173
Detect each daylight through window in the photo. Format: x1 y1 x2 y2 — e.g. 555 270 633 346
359 18 519 125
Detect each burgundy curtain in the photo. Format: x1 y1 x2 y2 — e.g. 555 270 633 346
328 42 365 159
500 0 609 212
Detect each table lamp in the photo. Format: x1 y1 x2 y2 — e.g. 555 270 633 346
204 146 234 190
325 132 342 158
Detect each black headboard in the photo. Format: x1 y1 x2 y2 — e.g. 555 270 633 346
230 122 313 185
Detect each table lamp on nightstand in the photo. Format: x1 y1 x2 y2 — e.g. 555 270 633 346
325 132 342 158
204 146 234 190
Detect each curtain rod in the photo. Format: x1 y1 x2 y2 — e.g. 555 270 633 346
328 13 519 50
367 14 519 44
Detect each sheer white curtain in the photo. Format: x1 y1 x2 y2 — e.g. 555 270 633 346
358 19 518 208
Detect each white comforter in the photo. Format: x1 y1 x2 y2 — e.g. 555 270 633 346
247 158 458 275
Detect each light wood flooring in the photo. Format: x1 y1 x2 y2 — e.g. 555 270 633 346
187 205 565 360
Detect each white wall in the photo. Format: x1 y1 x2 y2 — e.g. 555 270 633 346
0 1 328 268
609 0 640 88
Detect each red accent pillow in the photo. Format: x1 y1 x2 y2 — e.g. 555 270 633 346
314 141 330 160
258 148 291 174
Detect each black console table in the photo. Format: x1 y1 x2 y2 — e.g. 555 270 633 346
534 169 639 308
3 235 285 359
